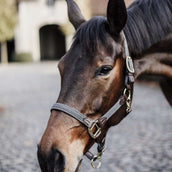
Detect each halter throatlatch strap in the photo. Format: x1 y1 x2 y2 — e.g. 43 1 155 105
123 32 135 113
50 32 135 169
123 32 135 88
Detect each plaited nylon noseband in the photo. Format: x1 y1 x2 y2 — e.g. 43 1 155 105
51 33 135 169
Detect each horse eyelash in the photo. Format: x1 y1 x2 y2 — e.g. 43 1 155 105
95 65 113 77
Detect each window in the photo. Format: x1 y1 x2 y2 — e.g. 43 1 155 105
46 0 55 6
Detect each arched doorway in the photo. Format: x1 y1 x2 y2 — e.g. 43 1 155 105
39 25 66 60
7 39 15 62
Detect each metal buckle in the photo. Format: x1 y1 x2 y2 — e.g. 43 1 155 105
126 56 135 74
123 88 132 113
88 120 101 139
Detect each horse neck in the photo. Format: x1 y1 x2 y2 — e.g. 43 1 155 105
123 0 172 57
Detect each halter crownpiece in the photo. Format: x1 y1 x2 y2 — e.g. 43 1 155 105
50 33 135 169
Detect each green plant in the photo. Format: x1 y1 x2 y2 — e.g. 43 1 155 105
14 52 33 62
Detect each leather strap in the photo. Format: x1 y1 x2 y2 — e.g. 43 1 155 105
123 32 129 57
99 99 122 121
51 98 123 129
51 103 94 128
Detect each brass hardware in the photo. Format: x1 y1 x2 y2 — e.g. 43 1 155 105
123 88 132 113
90 147 105 169
91 154 102 169
88 120 101 139
126 56 135 74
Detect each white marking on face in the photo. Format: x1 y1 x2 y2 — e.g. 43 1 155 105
63 139 85 172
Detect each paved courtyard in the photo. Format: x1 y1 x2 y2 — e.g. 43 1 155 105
0 62 172 172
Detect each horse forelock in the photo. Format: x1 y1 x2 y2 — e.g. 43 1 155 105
73 16 114 55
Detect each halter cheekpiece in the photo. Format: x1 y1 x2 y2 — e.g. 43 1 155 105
50 33 135 169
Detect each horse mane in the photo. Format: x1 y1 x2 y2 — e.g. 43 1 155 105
73 0 172 55
124 0 172 54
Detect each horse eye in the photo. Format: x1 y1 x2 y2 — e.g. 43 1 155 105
96 65 113 76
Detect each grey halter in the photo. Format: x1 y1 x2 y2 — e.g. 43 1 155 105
51 33 135 169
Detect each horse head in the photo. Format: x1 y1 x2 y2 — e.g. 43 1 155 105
37 0 132 171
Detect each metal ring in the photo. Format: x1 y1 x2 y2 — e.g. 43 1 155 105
126 56 135 74
91 156 102 169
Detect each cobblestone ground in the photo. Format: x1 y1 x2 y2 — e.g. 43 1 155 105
0 62 171 172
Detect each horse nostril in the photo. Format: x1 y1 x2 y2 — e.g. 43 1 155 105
50 148 65 172
37 147 65 172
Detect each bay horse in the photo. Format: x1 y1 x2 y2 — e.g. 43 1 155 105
37 0 172 171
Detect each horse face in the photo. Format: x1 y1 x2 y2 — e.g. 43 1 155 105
38 0 127 172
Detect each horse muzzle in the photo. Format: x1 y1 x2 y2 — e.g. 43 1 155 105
37 147 65 172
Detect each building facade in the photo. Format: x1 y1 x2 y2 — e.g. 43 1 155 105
15 0 69 61
13 0 134 62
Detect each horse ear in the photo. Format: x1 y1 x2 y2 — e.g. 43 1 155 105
107 0 127 35
66 0 86 30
